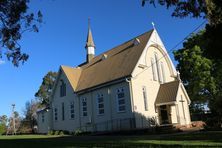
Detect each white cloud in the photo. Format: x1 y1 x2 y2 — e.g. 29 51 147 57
0 60 5 65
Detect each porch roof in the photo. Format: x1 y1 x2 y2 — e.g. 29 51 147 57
155 80 180 105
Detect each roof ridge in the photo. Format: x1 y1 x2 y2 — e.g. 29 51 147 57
80 29 154 69
93 29 154 60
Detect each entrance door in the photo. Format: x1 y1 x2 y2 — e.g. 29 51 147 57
160 105 169 124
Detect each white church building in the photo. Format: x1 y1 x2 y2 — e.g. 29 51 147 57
37 24 191 133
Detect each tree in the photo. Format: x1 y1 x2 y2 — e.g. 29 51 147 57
7 111 21 135
0 115 8 135
142 0 222 26
19 99 39 133
174 31 222 126
0 0 42 66
35 71 57 106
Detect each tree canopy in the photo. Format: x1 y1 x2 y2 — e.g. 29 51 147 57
0 0 42 66
142 0 222 26
35 71 57 106
173 27 222 125
19 99 39 134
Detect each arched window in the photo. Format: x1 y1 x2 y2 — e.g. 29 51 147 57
60 80 66 97
161 62 166 83
154 53 163 83
151 58 157 81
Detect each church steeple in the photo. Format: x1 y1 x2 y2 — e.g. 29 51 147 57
85 18 95 62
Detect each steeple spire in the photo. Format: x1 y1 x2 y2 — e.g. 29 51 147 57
85 18 95 48
85 18 95 62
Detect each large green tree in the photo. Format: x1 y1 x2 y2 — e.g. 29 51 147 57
142 0 222 25
35 71 57 106
0 0 42 66
174 30 222 125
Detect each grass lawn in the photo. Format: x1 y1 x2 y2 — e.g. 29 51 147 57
0 131 221 147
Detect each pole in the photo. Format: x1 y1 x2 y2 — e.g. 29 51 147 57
12 104 16 135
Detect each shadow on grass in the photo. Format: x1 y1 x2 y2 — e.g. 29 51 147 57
0 131 221 148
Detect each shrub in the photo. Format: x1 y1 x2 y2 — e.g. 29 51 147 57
74 129 83 136
47 130 54 135
59 130 64 136
54 130 59 135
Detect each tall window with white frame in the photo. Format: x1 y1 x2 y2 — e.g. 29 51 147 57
82 98 87 116
117 88 125 112
142 86 148 111
151 58 157 81
62 102 65 121
97 93 104 115
160 62 166 83
41 113 44 123
154 53 163 83
54 108 58 121
60 80 66 97
70 101 74 119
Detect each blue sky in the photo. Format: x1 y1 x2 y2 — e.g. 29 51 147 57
0 0 205 117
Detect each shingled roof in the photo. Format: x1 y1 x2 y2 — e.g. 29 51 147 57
62 29 153 92
77 30 153 92
61 65 82 91
155 80 180 105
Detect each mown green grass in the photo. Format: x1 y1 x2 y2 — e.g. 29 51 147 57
0 131 221 148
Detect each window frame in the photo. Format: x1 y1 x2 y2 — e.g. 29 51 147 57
142 86 148 111
154 53 163 83
60 80 66 97
116 87 126 113
70 101 75 119
161 61 166 83
62 102 65 121
54 107 58 121
97 93 105 115
41 112 45 123
151 57 157 81
81 98 87 117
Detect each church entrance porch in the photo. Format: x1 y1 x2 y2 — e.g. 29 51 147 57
159 105 170 124
157 104 179 125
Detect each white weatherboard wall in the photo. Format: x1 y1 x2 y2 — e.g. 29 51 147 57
49 71 133 132
37 111 50 133
51 70 80 132
176 84 191 125
131 46 176 128
170 105 178 124
130 30 179 128
78 81 133 132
